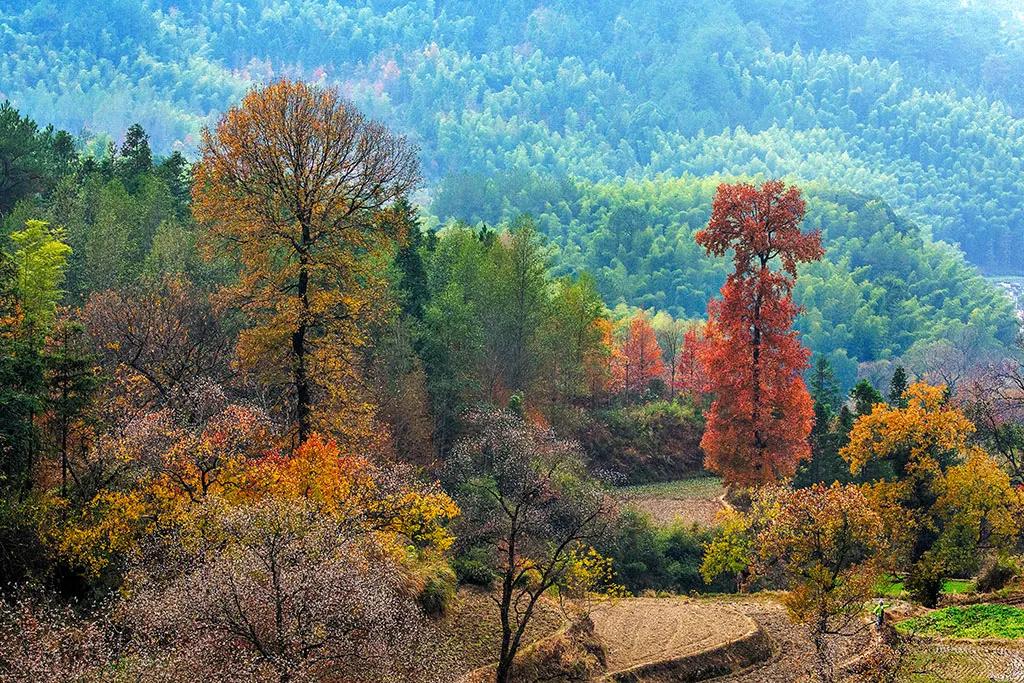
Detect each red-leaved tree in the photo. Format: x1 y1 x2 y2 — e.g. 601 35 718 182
674 324 707 400
612 314 665 397
696 181 823 486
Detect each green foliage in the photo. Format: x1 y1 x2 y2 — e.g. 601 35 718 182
8 220 70 330
2 2 1024 273
795 357 854 487
421 220 610 449
416 563 458 617
876 575 974 598
602 509 735 594
976 556 1020 594
576 400 704 484
452 546 499 587
897 605 1024 639
436 177 1016 379
0 101 76 215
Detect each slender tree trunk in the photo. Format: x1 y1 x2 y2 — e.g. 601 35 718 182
751 267 765 454
293 221 312 444
60 416 68 498
813 611 832 683
813 633 831 683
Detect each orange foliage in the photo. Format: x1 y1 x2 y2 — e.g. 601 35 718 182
193 79 419 446
585 316 615 396
841 382 974 476
673 324 707 399
237 433 458 550
696 181 823 486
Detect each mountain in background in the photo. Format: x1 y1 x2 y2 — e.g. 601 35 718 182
3 1 1023 274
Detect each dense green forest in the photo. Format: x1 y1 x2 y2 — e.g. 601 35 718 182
2 0 1024 273
434 174 1018 387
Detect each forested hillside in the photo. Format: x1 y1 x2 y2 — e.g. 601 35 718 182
2 0 1024 272
434 175 1017 387
7 8 1024 674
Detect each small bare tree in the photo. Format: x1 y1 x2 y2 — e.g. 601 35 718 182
449 410 612 683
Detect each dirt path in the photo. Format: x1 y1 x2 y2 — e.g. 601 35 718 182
711 599 870 683
591 597 756 674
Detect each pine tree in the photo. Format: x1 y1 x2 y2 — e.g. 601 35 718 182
888 365 909 407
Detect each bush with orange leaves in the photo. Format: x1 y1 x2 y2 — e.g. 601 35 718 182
43 379 457 577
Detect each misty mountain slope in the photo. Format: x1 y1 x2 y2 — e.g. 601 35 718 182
2 0 1023 273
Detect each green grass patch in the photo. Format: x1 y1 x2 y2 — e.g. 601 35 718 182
896 604 1024 639
875 575 974 598
616 475 723 499
941 579 974 595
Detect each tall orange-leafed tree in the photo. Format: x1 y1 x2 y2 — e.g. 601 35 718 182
193 80 419 445
697 180 823 486
612 313 665 397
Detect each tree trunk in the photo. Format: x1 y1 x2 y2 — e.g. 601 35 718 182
751 266 765 456
495 655 513 683
813 617 832 683
293 220 312 444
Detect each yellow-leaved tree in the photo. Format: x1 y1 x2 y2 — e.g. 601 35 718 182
193 79 420 446
840 382 1022 606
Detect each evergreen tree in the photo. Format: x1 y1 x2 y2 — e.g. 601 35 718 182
42 319 103 497
795 357 849 487
850 379 883 417
809 355 842 414
389 199 431 323
118 123 153 190
889 365 909 407
0 253 44 495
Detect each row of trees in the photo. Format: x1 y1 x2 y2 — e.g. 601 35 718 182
435 172 1018 384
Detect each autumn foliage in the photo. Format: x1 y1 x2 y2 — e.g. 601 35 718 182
612 313 665 396
696 180 823 486
841 382 1023 605
673 324 707 399
193 79 419 445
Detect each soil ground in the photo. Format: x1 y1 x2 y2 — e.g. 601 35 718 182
899 641 1024 682
445 587 565 673
590 597 755 674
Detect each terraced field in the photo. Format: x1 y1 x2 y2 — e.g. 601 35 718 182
615 477 727 527
592 598 755 672
900 642 1024 682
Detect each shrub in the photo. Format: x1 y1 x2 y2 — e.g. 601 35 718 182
576 401 704 484
417 563 457 617
601 509 734 594
905 556 944 608
976 555 1019 593
453 545 498 587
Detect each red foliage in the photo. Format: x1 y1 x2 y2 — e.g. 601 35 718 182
612 314 665 395
673 326 707 399
696 181 823 486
